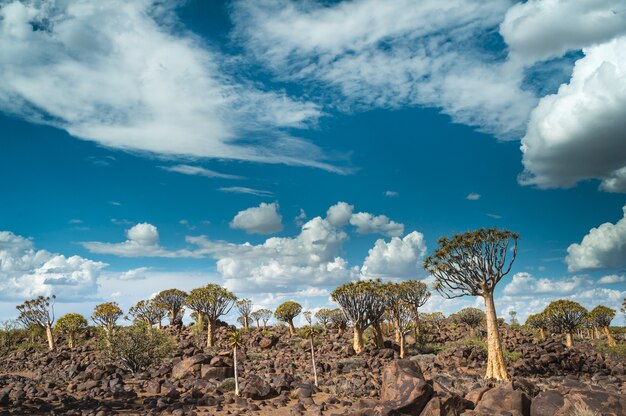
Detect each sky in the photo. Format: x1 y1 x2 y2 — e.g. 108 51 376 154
0 0 625 326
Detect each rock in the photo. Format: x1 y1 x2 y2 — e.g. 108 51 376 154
531 388 626 416
530 390 565 416
468 382 530 416
379 360 433 415
201 365 234 381
419 391 474 416
259 336 278 349
241 375 273 400
171 354 211 379
338 358 368 373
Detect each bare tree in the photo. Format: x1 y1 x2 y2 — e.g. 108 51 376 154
257 309 273 331
236 299 253 331
331 280 387 354
424 228 518 381
16 295 56 351
185 284 236 347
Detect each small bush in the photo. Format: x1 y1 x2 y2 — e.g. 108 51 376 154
100 323 174 373
594 341 626 359
504 350 522 363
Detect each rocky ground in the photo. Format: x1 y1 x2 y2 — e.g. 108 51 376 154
0 325 624 415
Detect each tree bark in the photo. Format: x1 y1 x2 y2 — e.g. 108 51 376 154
399 334 406 359
393 315 401 344
207 320 216 347
156 321 162 330
353 326 364 354
483 294 510 381
287 320 295 337
45 324 55 351
244 317 249 332
604 326 617 347
233 346 239 396
372 321 384 349
539 328 545 340
68 332 74 349
565 332 574 348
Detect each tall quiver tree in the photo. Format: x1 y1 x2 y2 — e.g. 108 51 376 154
331 280 387 354
154 289 187 327
589 305 616 347
236 299 252 331
544 300 587 348
525 313 548 340
186 284 236 347
257 308 273 331
401 280 430 340
424 228 518 381
314 308 333 333
16 295 56 351
55 313 88 349
275 301 302 337
92 302 123 346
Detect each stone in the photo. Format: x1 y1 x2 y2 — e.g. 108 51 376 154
241 375 273 400
201 365 234 381
171 354 211 379
470 382 530 416
379 360 433 415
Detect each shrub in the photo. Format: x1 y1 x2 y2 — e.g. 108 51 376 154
100 323 174 373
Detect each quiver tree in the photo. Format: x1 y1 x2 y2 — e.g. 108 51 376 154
544 300 587 348
256 308 273 331
424 228 518 381
16 295 56 351
329 308 348 335
54 313 88 349
383 283 414 358
589 305 616 347
422 312 445 332
128 300 167 329
314 308 334 333
250 310 262 329
509 310 519 326
400 280 431 340
331 280 387 354
92 302 123 346
525 313 548 340
153 289 187 327
275 301 302 336
302 311 320 387
235 299 252 331
185 284 236 347
452 307 485 338
227 330 243 396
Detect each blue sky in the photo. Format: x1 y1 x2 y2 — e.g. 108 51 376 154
0 0 625 324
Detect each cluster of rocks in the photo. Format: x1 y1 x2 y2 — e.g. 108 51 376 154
0 325 624 415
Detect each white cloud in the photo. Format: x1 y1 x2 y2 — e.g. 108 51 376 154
503 272 590 296
117 267 150 281
519 36 626 191
82 223 200 258
0 0 347 172
326 202 354 227
294 209 307 226
161 164 243 180
385 191 399 197
501 0 626 63
566 205 626 271
0 231 106 301
598 274 626 284
349 212 404 237
233 0 537 139
487 213 503 219
360 231 427 279
466 192 481 200
230 202 283 234
218 186 274 197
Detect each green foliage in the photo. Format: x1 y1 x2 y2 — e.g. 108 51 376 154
100 322 174 373
92 302 123 333
128 299 166 326
186 284 236 321
504 350 522 363
424 228 518 298
525 312 548 329
588 305 616 328
594 342 626 359
274 301 302 323
0 320 22 353
153 289 188 325
314 308 334 328
543 300 588 333
227 330 243 349
450 307 485 328
55 313 88 346
331 280 386 330
16 295 56 327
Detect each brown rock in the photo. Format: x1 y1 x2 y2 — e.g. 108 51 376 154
379 360 433 415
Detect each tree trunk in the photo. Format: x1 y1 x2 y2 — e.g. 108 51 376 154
483 294 510 381
244 317 249 332
310 337 318 387
45 324 55 351
207 320 215 347
565 332 574 348
233 346 239 396
372 321 384 349
262 321 267 332
287 320 295 337
414 310 421 342
539 328 545 340
393 315 401 344
255 319 260 329
353 326 364 354
156 321 162 330
68 332 75 349
604 326 617 347
399 334 406 359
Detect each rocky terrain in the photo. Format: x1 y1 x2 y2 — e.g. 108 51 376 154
0 325 625 415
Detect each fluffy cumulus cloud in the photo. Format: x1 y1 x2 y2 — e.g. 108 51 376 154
0 231 106 301
520 36 626 191
230 202 283 234
360 232 427 279
598 274 626 284
566 205 626 271
82 223 200 258
0 0 347 172
326 202 354 227
232 0 537 139
349 212 404 238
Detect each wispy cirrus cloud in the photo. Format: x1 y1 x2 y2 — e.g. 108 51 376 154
160 164 244 180
218 186 274 197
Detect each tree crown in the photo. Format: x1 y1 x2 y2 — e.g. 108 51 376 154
185 284 236 321
331 279 387 330
55 313 88 335
274 301 302 322
543 300 587 332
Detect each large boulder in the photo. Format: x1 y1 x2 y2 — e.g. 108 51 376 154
531 389 626 416
171 354 211 379
241 375 274 400
380 360 433 415
467 382 531 416
201 365 234 381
